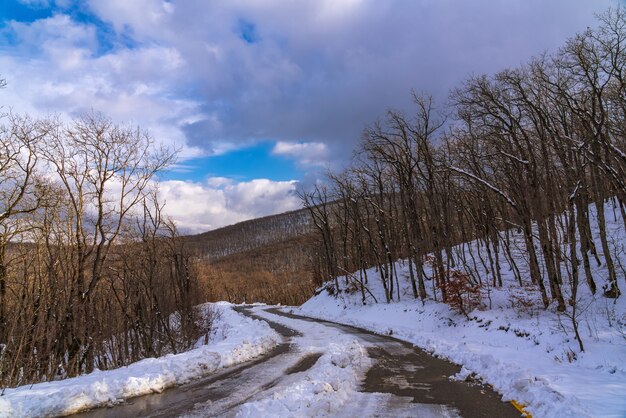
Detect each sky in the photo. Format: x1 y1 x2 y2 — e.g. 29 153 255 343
0 0 619 233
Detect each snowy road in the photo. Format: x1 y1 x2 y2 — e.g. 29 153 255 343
75 306 520 417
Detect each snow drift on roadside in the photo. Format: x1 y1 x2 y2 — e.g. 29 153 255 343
0 302 281 418
236 340 370 418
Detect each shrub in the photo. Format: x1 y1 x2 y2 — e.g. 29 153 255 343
438 269 483 318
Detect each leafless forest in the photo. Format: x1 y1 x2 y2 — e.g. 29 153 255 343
302 9 626 351
0 114 210 388
1 8 625 390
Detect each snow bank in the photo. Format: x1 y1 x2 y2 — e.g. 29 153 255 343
0 302 281 418
297 204 626 418
236 340 370 418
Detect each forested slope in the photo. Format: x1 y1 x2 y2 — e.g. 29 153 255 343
184 209 320 305
185 208 312 260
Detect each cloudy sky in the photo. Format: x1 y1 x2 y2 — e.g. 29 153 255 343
0 0 618 232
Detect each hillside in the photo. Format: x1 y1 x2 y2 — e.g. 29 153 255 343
185 208 313 260
297 202 626 417
184 208 321 305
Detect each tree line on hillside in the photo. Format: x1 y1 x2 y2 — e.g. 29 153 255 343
302 9 626 350
0 112 209 388
186 208 312 261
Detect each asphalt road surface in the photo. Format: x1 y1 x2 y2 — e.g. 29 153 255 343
73 307 521 417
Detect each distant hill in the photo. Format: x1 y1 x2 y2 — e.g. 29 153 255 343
183 207 320 305
184 208 313 260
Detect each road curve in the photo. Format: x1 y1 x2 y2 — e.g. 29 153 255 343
73 306 520 417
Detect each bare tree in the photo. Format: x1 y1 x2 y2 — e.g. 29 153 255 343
0 114 49 343
41 113 175 374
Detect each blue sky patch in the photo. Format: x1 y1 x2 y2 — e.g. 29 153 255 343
0 1 53 23
161 141 300 183
237 19 258 44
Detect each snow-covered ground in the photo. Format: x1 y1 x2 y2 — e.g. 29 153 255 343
297 204 626 418
0 302 280 418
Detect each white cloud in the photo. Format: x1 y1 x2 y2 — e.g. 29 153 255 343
272 141 329 168
87 0 175 37
8 14 97 56
158 177 300 233
0 15 202 156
